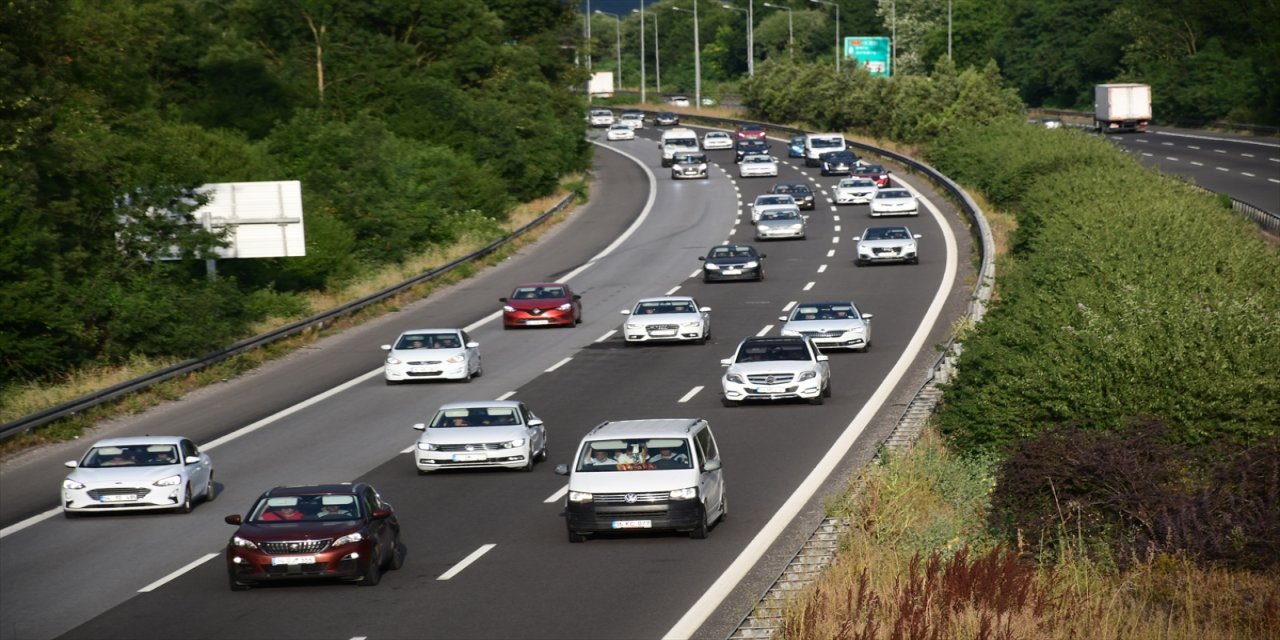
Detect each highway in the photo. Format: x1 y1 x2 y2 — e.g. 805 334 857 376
0 124 977 640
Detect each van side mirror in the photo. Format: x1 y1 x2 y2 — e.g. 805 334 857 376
554 464 569 476
702 460 722 472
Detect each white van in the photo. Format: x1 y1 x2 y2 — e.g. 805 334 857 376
803 133 846 167
555 418 726 542
659 128 701 167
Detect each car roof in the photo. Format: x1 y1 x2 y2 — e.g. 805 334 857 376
88 435 188 447
399 328 461 335
634 296 697 305
264 483 363 497
741 336 808 345
435 399 523 411
585 418 704 439
511 281 568 289
792 300 855 308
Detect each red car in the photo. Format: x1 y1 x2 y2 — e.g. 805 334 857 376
500 282 582 329
734 124 767 140
224 483 404 590
853 164 892 188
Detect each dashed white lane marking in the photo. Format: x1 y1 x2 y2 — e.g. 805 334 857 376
831 236 840 244
497 391 517 401
834 225 841 232
1242 172 1256 177
817 265 828 273
595 330 615 343
803 282 816 291
437 544 496 581
678 386 703 403
138 553 218 593
665 285 682 295
755 324 773 337
826 249 836 258
1241 153 1254 158
689 269 702 278
544 485 568 503
1165 156 1179 161
1216 167 1230 172
782 301 798 312
1191 161 1204 166
545 357 572 372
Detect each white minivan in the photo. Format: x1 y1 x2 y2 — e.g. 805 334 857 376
803 133 846 167
659 128 701 167
556 418 726 542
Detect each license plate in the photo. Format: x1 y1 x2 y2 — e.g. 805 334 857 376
755 387 779 394
525 319 549 325
453 453 486 462
409 366 436 373
271 555 317 566
722 269 742 275
100 494 137 502
612 520 652 529
651 330 676 337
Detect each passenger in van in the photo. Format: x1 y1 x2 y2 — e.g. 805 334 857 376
587 450 617 466
614 448 638 465
650 448 689 470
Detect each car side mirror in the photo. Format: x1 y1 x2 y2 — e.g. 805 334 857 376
528 418 544 428
620 309 631 315
371 508 392 520
852 236 862 241
758 254 767 259
64 460 78 468
466 341 479 348
862 313 874 321
554 464 569 476
778 315 787 322
380 344 392 351
700 307 711 312
702 459 722 472
816 354 830 362
697 256 707 261
224 514 243 525
499 297 508 303
413 423 426 431
184 456 201 465
914 234 922 239
720 358 733 367
573 294 582 300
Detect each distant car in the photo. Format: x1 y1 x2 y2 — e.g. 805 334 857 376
751 193 798 224
834 177 879 205
412 400 548 473
787 134 806 158
720 336 831 406
621 296 711 345
62 436 215 516
671 152 709 179
869 188 919 217
500 282 582 328
1041 117 1064 129
605 123 636 141
619 111 645 129
702 131 734 150
224 483 404 590
853 225 921 266
666 95 691 107
852 164 891 188
654 111 680 126
588 108 614 127
778 301 873 351
735 124 767 140
820 150 859 176
733 139 770 163
738 154 778 178
770 182 816 210
699 243 766 282
754 208 807 241
700 96 717 107
381 328 481 384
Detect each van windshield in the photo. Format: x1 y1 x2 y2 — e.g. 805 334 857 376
664 138 698 148
576 439 693 471
810 137 842 148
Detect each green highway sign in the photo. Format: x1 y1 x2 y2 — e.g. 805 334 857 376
844 37 891 77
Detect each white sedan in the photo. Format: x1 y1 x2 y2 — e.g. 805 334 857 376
869 188 919 217
751 193 797 224
738 154 779 178
62 436 215 516
606 123 636 141
702 131 734 150
834 178 879 205
619 111 645 129
620 296 711 344
854 225 921 265
778 301 873 351
382 328 482 384
413 400 547 473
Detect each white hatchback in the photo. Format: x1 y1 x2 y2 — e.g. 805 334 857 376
738 154 779 178
62 436 215 516
382 328 481 384
702 131 734 150
869 188 919 217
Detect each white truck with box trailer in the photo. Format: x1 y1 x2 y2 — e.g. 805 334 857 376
589 72 614 99
1094 83 1151 134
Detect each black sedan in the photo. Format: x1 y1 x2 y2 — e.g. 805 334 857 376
771 182 816 210
734 139 770 163
698 244 766 282
654 111 680 126
820 150 859 176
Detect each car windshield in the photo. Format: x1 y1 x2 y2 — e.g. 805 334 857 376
250 495 361 522
664 138 698 148
431 407 521 428
865 227 912 241
396 333 461 349
791 303 858 321
511 286 566 300
635 300 696 314
758 196 791 205
675 154 706 163
878 190 910 199
709 246 753 259
82 444 179 468
734 341 813 363
575 438 693 472
860 165 886 173
826 153 854 162
746 156 772 163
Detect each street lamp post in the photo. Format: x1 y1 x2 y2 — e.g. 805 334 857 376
947 0 952 60
595 10 622 90
671 3 701 110
653 12 661 94
719 3 752 77
809 0 839 72
761 2 792 55
639 3 646 103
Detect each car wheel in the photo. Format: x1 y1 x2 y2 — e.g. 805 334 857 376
203 473 216 503
228 572 250 592
360 549 383 586
568 528 587 543
823 379 833 398
474 360 483 378
689 506 709 539
718 491 728 524
390 539 406 571
855 259 865 267
721 397 739 408
697 332 708 345
176 484 193 514
911 257 920 265
521 454 534 472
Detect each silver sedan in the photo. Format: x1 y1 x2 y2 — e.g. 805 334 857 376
754 208 807 241
778 301 873 351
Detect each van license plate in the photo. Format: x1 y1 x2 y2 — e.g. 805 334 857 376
612 520 652 529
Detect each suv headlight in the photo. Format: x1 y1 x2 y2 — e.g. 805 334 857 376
568 491 593 503
63 478 85 490
333 532 364 548
669 487 698 501
502 439 527 449
417 442 439 451
231 535 258 549
153 474 182 487
625 322 642 330
780 328 800 337
798 371 818 381
680 321 703 328
725 373 746 384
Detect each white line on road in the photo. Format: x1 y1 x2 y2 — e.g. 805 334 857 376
1191 161 1203 166
817 265 828 273
678 386 703 403
596 329 616 343
755 324 773 337
138 553 218 593
665 285 682 295
544 485 568 503
1242 153 1254 158
496 390 517 401
826 250 835 258
1216 167 1230 172
1165 156 1180 161
689 270 702 278
437 544 496 581
1241 172 1256 177
545 357 572 372
831 236 839 243
783 301 797 312
803 282 815 291
833 225 841 232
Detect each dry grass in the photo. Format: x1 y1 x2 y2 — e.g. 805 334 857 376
778 428 1280 640
0 178 585 455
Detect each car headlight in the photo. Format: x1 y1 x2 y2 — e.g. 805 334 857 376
417 442 438 451
725 373 746 384
446 354 465 363
333 532 364 548
502 305 516 313
798 371 818 381
680 321 703 328
569 491 593 503
385 356 403 365
780 329 800 337
231 535 258 549
744 261 759 268
669 487 698 501
502 439 527 449
625 322 642 330
153 474 182 487
849 325 866 333
556 303 573 311
63 478 85 490
703 263 721 270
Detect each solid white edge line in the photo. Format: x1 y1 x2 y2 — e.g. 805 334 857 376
678 386 703 403
138 553 218 593
1153 130 1280 149
437 543 497 581
203 369 383 452
755 324 773 337
0 509 59 539
545 357 572 372
544 485 569 504
663 177 959 640
1241 172 1255 177
596 329 617 343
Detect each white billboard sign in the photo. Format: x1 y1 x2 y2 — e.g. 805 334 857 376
199 181 306 259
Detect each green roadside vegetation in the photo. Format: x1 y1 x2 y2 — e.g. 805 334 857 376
735 59 1280 637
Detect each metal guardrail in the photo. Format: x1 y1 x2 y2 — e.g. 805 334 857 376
0 193 577 442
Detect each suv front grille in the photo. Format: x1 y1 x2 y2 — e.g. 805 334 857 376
746 373 797 385
261 539 332 555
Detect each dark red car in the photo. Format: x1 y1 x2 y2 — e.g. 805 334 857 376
500 282 582 329
734 124 767 140
853 164 892 188
224 483 404 590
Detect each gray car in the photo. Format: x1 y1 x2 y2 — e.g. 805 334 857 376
754 207 807 241
778 301 873 351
